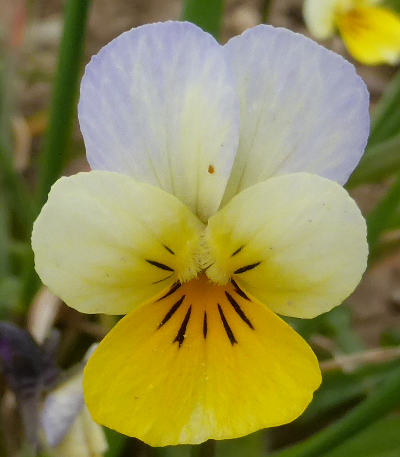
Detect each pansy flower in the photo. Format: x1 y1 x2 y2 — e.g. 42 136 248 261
32 22 369 446
304 0 400 65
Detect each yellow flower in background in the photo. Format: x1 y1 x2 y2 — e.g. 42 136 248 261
32 22 369 446
304 0 400 64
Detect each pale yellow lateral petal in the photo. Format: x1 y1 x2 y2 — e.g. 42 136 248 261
32 171 203 315
206 173 368 318
83 276 320 446
337 6 400 64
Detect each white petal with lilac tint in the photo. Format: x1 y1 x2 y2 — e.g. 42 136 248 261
79 21 239 222
221 25 369 204
303 0 340 39
207 173 368 319
32 171 204 315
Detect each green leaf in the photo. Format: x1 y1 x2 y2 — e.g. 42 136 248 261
269 366 400 457
0 193 9 275
300 359 400 424
154 445 192 457
348 66 400 188
319 306 364 353
383 0 400 14
156 447 191 457
286 306 363 354
347 134 400 188
372 238 400 263
386 209 400 230
190 441 215 457
0 143 32 239
181 0 224 39
367 174 400 253
0 276 22 317
369 69 400 147
381 328 400 346
104 429 128 457
323 415 400 457
215 431 266 457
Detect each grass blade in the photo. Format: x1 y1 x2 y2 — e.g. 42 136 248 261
367 174 400 255
21 0 91 308
369 69 400 146
269 366 400 457
0 143 32 238
35 0 91 213
324 416 400 457
347 133 400 188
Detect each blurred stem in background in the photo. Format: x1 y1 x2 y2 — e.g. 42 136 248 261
0 194 10 276
20 0 91 308
261 0 273 23
0 143 32 239
0 18 32 242
34 0 91 212
181 0 224 39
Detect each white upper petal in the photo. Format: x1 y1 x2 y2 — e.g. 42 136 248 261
221 25 369 204
78 21 239 222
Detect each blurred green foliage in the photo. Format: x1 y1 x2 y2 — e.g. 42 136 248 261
324 415 400 457
181 0 224 38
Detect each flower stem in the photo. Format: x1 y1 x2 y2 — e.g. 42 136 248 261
181 0 224 39
261 0 274 23
269 366 400 457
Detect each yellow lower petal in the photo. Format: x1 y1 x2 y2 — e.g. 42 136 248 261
337 5 400 64
83 275 321 446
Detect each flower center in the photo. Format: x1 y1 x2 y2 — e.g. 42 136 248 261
154 273 255 347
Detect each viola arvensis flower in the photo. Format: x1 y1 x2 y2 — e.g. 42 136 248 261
304 0 400 65
32 22 369 446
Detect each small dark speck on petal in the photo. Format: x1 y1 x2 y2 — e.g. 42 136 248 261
208 165 215 174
